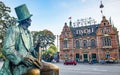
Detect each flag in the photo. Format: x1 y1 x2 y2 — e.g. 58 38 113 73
109 16 112 25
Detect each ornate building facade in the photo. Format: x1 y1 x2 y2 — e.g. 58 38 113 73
59 16 120 63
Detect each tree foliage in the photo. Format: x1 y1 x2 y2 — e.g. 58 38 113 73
42 45 58 62
0 1 17 59
48 45 57 53
32 29 56 49
0 1 17 42
32 29 56 62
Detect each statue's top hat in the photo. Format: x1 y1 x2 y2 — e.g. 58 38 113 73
15 4 32 22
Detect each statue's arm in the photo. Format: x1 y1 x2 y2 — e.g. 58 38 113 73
2 26 22 65
30 44 39 58
28 32 39 58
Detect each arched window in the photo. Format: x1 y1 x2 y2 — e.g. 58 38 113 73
63 40 68 48
91 39 96 48
76 40 80 48
108 38 111 46
83 40 87 48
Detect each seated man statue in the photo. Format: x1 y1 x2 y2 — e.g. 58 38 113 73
0 4 59 75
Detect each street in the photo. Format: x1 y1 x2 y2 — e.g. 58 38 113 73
54 62 120 75
0 62 120 75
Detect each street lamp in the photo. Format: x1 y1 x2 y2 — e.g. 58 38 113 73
57 35 58 50
72 47 75 60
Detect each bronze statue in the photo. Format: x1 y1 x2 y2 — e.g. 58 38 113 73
0 4 59 75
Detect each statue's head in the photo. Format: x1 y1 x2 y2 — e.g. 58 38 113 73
15 4 32 29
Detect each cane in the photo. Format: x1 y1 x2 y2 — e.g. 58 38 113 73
38 47 41 62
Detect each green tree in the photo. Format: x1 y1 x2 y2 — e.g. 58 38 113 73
31 31 39 45
32 30 56 62
0 1 17 44
48 45 58 53
32 29 56 50
0 1 17 59
42 45 58 62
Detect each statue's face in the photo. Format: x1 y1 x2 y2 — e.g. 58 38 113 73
20 18 32 29
19 18 32 29
25 18 32 28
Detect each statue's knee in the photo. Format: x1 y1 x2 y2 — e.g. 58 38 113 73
25 68 40 75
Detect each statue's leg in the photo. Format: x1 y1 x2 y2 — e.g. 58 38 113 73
41 62 59 75
41 70 59 75
23 68 40 75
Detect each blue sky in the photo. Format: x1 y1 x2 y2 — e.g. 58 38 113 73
2 0 120 35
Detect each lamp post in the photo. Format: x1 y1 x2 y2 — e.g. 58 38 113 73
57 35 59 51
72 47 75 60
55 35 59 52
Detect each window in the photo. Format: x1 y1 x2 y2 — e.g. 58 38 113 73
88 28 91 34
76 40 80 48
63 40 69 48
76 30 79 34
102 37 111 46
83 40 87 48
106 28 110 33
101 29 104 33
91 28 94 32
91 39 96 48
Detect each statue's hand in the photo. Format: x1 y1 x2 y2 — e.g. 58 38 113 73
22 57 33 66
33 59 43 69
22 56 43 69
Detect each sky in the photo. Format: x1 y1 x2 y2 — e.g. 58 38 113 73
1 0 120 34
1 0 120 48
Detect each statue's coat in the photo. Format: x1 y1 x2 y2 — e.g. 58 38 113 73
0 26 37 75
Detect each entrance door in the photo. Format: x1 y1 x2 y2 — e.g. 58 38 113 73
92 54 96 60
92 53 97 63
76 54 79 62
83 54 88 62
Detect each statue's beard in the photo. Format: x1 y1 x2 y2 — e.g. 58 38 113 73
21 23 31 30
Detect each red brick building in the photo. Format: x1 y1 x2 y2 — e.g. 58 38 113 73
59 16 120 63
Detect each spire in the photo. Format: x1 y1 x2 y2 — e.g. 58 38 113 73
101 16 108 22
99 1 104 16
68 17 72 27
69 21 72 27
109 16 112 25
